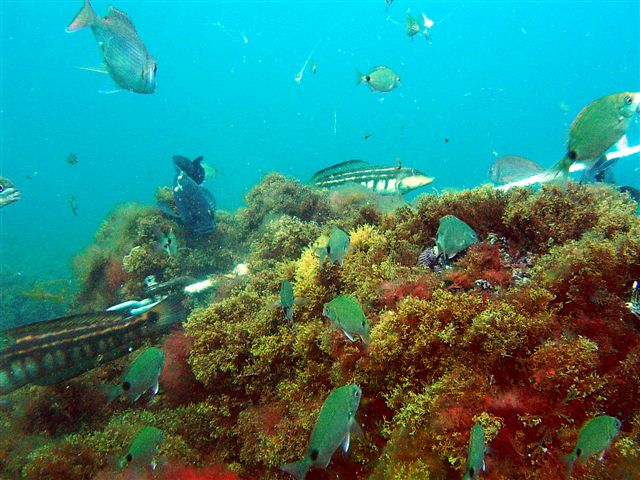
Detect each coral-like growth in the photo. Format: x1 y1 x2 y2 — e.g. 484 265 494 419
4 179 640 480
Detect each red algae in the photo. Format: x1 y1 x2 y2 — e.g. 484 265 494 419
159 463 243 480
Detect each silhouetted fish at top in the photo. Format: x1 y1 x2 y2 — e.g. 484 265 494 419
173 155 205 185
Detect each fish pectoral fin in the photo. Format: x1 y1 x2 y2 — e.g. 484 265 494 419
351 420 364 440
341 431 351 453
78 66 109 75
342 329 356 342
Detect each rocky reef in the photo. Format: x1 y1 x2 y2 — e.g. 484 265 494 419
1 176 639 480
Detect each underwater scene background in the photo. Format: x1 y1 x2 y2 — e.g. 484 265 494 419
1 1 639 479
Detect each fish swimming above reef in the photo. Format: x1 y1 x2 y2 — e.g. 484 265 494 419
119 426 164 470
104 346 165 403
0 176 20 208
173 155 205 185
159 171 216 235
544 92 640 182
317 227 350 266
564 415 621 476
281 384 363 480
323 295 370 348
156 227 178 257
357 66 400 92
406 12 420 37
67 0 157 94
463 424 487 480
311 160 433 196
0 295 184 396
488 155 544 185
436 215 479 260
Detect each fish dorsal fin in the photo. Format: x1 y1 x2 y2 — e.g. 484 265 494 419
105 6 137 33
311 160 372 182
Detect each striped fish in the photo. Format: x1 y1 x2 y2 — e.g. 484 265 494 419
310 160 434 195
0 296 184 396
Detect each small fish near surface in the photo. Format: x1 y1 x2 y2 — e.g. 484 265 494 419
0 295 184 396
159 171 216 235
564 415 621 476
436 215 479 260
488 155 544 185
406 12 420 37
311 160 434 196
173 155 205 185
104 346 165 404
0 176 20 208
357 66 400 93
463 424 487 480
119 426 164 470
544 92 640 182
67 0 157 94
323 295 370 348
317 227 350 267
281 384 363 480
66 153 79 165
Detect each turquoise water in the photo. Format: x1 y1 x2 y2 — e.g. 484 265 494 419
1 0 638 283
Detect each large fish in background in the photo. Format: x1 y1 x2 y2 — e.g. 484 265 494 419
67 0 157 94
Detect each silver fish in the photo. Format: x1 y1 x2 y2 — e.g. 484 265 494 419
67 0 157 94
0 176 20 208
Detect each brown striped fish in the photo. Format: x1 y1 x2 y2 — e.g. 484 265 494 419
310 160 434 196
0 296 184 395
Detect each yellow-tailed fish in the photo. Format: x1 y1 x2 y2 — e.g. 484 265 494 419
119 426 164 470
357 66 400 92
281 384 363 480
564 415 621 476
67 0 157 94
0 296 184 395
106 347 165 403
323 295 370 348
463 424 486 480
546 92 640 182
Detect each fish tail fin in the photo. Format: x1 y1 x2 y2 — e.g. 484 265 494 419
98 383 121 404
561 452 575 480
356 69 365 85
66 0 97 32
542 156 572 187
142 295 187 330
280 460 309 480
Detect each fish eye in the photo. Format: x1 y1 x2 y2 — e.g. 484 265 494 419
354 390 361 398
624 95 632 105
0 184 4 193
126 453 133 463
122 381 131 391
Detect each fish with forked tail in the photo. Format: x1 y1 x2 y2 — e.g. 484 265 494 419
67 0 157 94
0 295 185 395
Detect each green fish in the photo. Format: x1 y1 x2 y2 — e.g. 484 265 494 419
323 295 370 348
436 215 479 260
311 160 434 196
106 347 165 403
627 280 640 318
564 415 621 475
67 0 157 94
406 13 420 37
280 279 295 322
318 227 350 266
545 92 640 182
358 66 400 92
119 426 164 470
0 296 184 395
157 228 178 257
463 424 486 480
0 176 20 208
281 384 363 480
